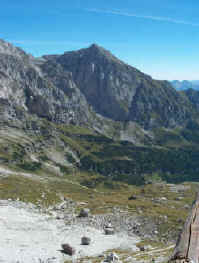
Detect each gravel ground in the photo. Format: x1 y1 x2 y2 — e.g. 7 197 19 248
0 200 140 263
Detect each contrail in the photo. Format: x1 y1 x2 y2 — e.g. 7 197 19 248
86 8 199 27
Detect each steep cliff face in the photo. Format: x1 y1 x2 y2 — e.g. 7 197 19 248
128 80 194 129
0 39 96 126
49 44 143 121
183 89 199 112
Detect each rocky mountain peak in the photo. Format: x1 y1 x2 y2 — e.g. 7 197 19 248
0 39 26 59
60 43 123 66
88 43 109 54
87 43 123 64
89 43 102 50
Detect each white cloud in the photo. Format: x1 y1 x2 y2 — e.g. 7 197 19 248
86 8 199 27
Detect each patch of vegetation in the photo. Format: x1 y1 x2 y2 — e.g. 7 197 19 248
39 154 50 162
18 161 42 172
0 175 61 206
57 124 94 136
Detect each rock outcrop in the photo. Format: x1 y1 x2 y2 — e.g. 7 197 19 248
170 193 199 263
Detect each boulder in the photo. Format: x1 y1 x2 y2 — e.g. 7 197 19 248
61 244 75 256
81 236 91 245
128 195 137 200
79 208 90 217
104 227 115 235
139 246 145 251
104 252 119 262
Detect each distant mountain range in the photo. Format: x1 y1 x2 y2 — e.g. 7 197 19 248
170 80 199 91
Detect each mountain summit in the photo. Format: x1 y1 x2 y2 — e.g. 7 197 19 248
41 44 194 128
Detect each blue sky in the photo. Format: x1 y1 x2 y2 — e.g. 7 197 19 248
1 0 199 80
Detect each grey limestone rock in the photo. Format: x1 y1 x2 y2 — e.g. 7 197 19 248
81 236 91 245
79 208 90 218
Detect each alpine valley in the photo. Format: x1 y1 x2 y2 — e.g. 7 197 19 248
0 39 199 186
1 38 199 262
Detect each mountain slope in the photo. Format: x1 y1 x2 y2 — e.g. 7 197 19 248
43 44 196 129
0 39 100 127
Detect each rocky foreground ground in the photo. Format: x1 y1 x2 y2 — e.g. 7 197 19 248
0 199 141 263
0 198 175 263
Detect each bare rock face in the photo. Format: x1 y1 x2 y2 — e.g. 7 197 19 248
47 43 194 129
170 193 199 263
0 39 27 59
0 39 97 127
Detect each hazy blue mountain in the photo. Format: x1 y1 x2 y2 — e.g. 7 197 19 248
171 80 199 91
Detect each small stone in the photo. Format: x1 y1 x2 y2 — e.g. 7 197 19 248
139 246 145 251
56 214 64 220
184 204 190 209
175 196 183 201
78 202 88 206
105 222 112 228
79 208 90 217
61 244 75 256
81 236 91 245
104 252 119 262
160 197 167 201
105 227 114 235
128 195 137 200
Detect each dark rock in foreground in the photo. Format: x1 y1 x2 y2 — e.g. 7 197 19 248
61 244 75 256
170 192 199 263
128 195 137 200
104 223 115 235
79 208 90 218
81 236 91 245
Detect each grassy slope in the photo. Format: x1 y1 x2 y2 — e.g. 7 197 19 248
0 123 198 261
1 119 199 186
56 123 199 185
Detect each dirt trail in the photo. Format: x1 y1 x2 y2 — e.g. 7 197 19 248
135 245 174 257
